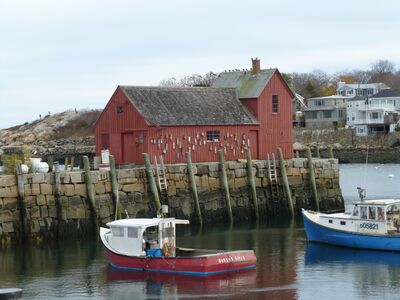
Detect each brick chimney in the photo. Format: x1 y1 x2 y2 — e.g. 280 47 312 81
251 57 261 74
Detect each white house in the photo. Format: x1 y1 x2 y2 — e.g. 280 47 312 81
346 89 400 136
337 81 390 97
303 95 348 128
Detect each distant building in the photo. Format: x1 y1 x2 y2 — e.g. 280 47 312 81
346 89 400 136
336 81 390 97
302 95 348 129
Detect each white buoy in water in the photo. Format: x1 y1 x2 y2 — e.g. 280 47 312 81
389 174 395 178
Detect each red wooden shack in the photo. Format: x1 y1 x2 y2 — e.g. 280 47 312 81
95 59 294 164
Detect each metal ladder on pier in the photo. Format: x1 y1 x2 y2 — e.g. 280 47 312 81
154 156 168 198
267 153 280 213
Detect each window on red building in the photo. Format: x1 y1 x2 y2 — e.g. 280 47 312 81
272 95 279 113
206 131 220 142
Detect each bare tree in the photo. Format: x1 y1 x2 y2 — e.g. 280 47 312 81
333 69 371 84
370 59 395 74
159 72 219 87
288 70 332 98
159 77 179 87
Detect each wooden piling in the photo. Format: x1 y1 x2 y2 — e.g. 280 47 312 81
306 148 320 211
328 146 334 158
277 148 294 217
246 148 259 222
83 156 99 234
218 150 233 224
16 164 27 239
109 155 122 220
64 157 69 171
143 153 161 212
315 147 320 158
53 162 62 237
54 162 61 196
186 152 203 226
47 155 54 172
70 156 75 171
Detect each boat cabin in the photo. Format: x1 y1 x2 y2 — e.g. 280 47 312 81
351 199 400 232
105 218 189 257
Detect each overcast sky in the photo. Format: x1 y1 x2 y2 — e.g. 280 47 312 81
1 0 400 129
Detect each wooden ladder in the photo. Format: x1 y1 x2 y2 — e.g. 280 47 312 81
154 156 168 194
267 153 280 212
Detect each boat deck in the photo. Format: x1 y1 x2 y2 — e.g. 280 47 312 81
175 247 231 257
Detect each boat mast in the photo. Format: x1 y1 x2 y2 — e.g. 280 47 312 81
363 145 369 190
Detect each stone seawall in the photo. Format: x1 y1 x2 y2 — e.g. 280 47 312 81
294 128 400 163
294 128 400 148
0 158 343 244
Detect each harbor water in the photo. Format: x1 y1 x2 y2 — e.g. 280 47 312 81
1 164 400 299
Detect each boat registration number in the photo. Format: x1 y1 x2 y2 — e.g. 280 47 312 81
360 222 378 230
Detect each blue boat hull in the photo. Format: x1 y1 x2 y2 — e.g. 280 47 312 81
302 210 400 251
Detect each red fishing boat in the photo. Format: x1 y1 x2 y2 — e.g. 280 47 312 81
100 217 256 276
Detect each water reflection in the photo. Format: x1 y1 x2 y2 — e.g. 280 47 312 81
305 243 400 266
302 243 400 300
105 267 257 299
0 240 105 299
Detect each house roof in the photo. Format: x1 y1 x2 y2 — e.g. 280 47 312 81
370 89 400 98
347 96 367 102
302 106 339 112
120 86 259 126
211 69 277 98
337 82 390 91
307 95 350 100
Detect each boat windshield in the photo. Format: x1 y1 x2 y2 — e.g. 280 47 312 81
377 206 385 221
354 204 387 221
360 206 367 219
369 206 376 220
352 205 359 217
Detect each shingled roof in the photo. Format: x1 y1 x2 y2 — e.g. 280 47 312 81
120 86 259 126
211 69 276 98
346 95 366 102
370 89 400 98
